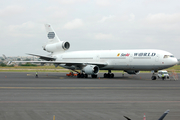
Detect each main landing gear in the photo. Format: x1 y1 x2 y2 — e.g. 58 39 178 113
77 73 88 78
104 70 114 78
151 71 157 80
77 73 97 78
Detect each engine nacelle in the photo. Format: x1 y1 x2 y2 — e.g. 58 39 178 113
82 65 99 75
125 70 140 75
43 41 70 53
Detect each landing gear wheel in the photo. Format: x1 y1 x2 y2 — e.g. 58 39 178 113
91 75 97 78
84 74 88 78
110 73 114 78
81 73 84 78
104 73 107 78
77 73 81 78
151 76 157 80
104 73 114 78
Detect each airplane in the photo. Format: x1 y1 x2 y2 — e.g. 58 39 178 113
124 109 170 120
13 24 178 80
2 54 11 65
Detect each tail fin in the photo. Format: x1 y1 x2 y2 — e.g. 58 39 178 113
44 24 60 43
2 54 7 59
43 24 70 53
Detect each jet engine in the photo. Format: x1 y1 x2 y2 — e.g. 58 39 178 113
43 41 70 53
82 65 99 75
125 70 140 75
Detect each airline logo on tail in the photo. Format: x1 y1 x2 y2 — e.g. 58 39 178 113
48 32 55 39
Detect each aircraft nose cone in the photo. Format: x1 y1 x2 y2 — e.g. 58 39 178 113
174 58 178 65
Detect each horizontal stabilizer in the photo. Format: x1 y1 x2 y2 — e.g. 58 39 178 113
27 53 56 61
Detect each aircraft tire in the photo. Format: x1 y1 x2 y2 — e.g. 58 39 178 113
111 73 114 78
104 73 114 78
151 76 156 80
77 73 81 78
81 74 84 78
92 75 97 78
104 73 107 78
85 74 88 78
107 73 110 78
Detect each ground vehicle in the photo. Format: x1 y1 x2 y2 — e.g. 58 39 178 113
66 72 77 77
158 70 169 79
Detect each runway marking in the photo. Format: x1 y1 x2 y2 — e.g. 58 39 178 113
0 87 179 90
0 101 180 103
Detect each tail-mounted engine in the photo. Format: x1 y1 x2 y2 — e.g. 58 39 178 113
82 65 99 75
43 41 70 53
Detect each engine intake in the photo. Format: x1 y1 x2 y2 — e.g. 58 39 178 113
82 65 99 75
62 41 70 50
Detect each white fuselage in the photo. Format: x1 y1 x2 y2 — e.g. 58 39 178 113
53 49 178 71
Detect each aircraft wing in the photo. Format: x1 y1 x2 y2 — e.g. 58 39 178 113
158 110 170 120
27 53 56 61
12 61 107 66
123 116 131 120
13 53 107 67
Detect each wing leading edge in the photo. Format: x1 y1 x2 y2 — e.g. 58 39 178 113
12 53 107 68
13 60 107 66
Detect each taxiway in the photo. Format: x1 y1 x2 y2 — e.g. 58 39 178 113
0 72 179 120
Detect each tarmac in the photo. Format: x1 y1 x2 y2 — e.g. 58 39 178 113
0 72 179 120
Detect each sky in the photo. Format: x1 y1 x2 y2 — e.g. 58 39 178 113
0 0 180 58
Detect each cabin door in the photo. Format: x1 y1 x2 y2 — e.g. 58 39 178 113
155 54 159 62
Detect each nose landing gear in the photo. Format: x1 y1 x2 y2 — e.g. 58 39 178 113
151 71 157 80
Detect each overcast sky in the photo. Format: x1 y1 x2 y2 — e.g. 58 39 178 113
0 0 180 58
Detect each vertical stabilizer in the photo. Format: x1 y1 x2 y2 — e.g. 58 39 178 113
45 24 60 43
2 54 7 59
43 24 70 53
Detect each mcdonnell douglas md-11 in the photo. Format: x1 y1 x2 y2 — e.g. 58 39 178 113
13 24 178 80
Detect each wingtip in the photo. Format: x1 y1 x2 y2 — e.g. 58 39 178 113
164 109 170 113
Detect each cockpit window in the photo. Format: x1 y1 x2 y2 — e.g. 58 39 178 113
164 55 174 58
164 55 169 58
